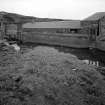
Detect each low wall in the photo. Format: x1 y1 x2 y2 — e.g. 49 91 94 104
22 32 89 48
95 41 105 51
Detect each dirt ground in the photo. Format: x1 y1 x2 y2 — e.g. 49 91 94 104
0 45 105 105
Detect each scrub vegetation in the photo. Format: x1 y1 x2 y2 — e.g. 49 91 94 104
0 45 105 105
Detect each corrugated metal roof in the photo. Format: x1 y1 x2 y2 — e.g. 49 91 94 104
84 12 105 21
22 20 81 29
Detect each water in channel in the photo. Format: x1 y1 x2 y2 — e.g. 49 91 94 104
21 43 105 67
54 46 105 67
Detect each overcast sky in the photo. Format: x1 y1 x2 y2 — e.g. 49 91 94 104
0 0 105 20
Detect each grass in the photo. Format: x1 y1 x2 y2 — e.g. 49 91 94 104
0 46 105 105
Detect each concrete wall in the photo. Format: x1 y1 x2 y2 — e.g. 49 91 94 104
6 24 17 35
22 32 89 48
80 20 98 34
100 16 105 36
23 28 82 34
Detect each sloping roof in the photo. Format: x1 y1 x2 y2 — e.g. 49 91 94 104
0 12 21 23
22 20 81 29
84 12 105 21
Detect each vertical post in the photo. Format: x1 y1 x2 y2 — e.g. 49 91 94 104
95 28 97 37
88 27 90 40
17 23 22 41
98 20 101 36
0 15 6 40
1 18 4 40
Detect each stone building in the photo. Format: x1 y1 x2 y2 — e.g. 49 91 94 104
0 12 22 40
81 12 105 41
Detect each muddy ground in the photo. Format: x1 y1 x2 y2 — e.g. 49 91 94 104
0 45 105 105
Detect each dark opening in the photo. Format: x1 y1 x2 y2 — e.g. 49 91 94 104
97 23 99 36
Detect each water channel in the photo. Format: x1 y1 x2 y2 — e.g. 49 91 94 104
54 46 105 67
21 43 105 67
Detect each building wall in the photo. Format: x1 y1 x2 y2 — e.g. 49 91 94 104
81 20 98 34
81 20 99 41
23 28 82 34
5 23 17 35
22 32 89 48
100 16 105 36
0 14 23 41
81 20 98 27
5 23 23 41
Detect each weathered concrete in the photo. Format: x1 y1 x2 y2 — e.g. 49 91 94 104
22 32 89 48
